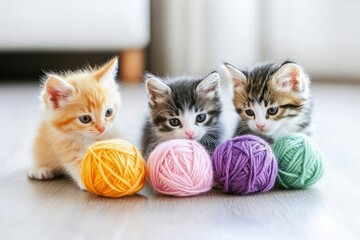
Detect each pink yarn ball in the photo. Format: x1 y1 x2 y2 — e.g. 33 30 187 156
147 139 213 197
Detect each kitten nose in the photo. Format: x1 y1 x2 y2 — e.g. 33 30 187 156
96 125 105 133
256 123 265 129
185 131 194 138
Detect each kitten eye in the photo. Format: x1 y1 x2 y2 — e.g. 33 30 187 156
79 115 91 124
245 109 255 117
196 113 206 123
169 118 181 127
105 108 113 117
267 107 279 115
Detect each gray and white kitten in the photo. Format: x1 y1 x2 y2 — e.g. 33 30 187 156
141 72 223 159
224 61 313 144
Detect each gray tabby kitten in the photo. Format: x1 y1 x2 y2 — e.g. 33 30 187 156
224 61 313 144
141 72 223 159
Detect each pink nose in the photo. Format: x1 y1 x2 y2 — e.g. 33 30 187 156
96 125 105 133
256 124 265 130
185 131 194 138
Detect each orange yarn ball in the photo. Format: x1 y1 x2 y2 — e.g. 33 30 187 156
81 139 146 198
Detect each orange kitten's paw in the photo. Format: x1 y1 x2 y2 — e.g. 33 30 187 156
75 179 86 191
28 167 55 180
76 180 86 191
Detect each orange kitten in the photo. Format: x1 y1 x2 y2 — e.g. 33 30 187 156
28 57 121 189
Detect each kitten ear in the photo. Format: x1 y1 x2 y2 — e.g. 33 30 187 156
45 75 75 108
224 63 247 90
94 57 118 85
196 72 220 98
273 63 307 92
145 76 171 105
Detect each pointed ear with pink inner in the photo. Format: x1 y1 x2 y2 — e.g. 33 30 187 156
94 57 118 86
224 63 247 90
273 63 307 92
145 76 171 106
45 75 75 108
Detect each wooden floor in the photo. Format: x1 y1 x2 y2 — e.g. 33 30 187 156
1 82 360 240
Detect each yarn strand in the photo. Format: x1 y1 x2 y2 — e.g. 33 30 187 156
273 134 324 189
81 139 146 197
147 139 213 197
212 135 277 195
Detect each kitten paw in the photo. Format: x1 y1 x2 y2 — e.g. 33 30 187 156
28 167 55 180
77 181 87 191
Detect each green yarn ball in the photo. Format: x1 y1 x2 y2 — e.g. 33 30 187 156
273 133 324 189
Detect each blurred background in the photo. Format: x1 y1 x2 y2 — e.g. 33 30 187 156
0 0 359 82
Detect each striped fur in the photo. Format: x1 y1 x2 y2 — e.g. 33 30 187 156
141 72 223 159
225 61 313 144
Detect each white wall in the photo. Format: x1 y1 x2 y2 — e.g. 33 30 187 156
151 0 260 76
151 0 360 80
264 0 360 79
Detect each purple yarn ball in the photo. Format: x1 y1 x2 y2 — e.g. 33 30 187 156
212 135 278 195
